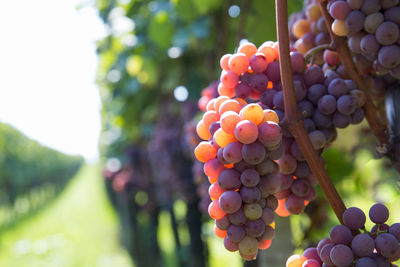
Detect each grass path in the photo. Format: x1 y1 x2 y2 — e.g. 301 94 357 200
0 164 133 267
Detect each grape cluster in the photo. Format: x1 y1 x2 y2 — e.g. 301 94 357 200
286 203 400 267
261 52 366 216
195 97 282 260
327 0 400 79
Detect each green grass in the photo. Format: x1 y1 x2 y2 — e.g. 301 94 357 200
0 164 133 267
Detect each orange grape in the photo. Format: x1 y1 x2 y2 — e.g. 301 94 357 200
206 98 217 111
286 255 307 267
275 198 290 217
209 182 225 201
306 4 321 21
203 110 220 127
196 120 211 140
204 158 224 182
214 225 227 238
214 96 230 114
219 99 242 115
258 42 277 63
220 111 242 135
238 42 257 59
292 19 311 38
240 103 264 125
220 54 231 71
218 83 235 98
228 53 250 75
263 109 279 123
258 239 272 250
234 120 259 144
220 70 239 88
208 199 226 220
214 128 237 148
236 98 248 107
332 19 349 36
194 141 217 162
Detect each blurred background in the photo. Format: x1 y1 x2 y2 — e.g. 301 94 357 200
0 0 399 266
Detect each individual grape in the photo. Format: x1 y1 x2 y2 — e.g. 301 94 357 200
218 168 241 190
318 94 337 115
208 200 227 220
229 53 250 75
273 90 285 110
209 121 221 136
259 174 282 196
291 179 311 197
332 19 350 36
263 109 279 124
214 128 236 148
214 225 227 238
302 259 321 267
250 73 269 92
240 186 261 204
223 142 243 164
266 195 278 211
244 203 263 220
369 203 389 224
355 257 377 267
348 33 364 53
313 109 333 128
384 7 400 26
328 78 349 98
360 34 380 54
224 236 239 252
329 225 353 245
219 191 242 214
346 10 365 32
262 225 275 240
256 159 278 176
317 238 332 255
235 83 251 99
238 42 257 59
378 45 400 69
216 216 230 230
203 111 220 128
196 120 212 140
285 194 305 214
258 41 277 63
242 141 266 165
245 219 265 238
249 53 268 74
337 95 357 115
294 162 310 178
238 236 259 256
240 103 265 125
304 66 325 87
221 70 239 88
375 21 399 45
347 0 363 10
381 0 399 10
258 121 282 148
333 112 351 128
234 120 259 144
220 54 231 71
361 0 381 15
351 233 375 257
286 255 307 267
278 154 297 175
261 207 274 225
306 3 322 21
364 12 384 33
330 1 352 20
240 169 260 187
308 84 327 104
319 243 335 265
209 182 225 201
195 141 217 162
330 244 354 267
389 223 400 240
294 80 307 101
217 147 229 165
293 19 311 38
308 130 326 150
266 61 281 82
298 100 314 118
291 51 305 73
375 233 400 259
218 83 235 98
260 88 277 108
227 225 246 242
315 32 330 46
220 111 241 135
323 50 341 67
204 158 224 181
219 99 242 115
371 223 390 235
258 239 272 250
342 207 366 230
303 247 322 264
228 208 247 226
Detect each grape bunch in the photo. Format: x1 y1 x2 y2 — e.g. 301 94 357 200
286 203 400 267
195 97 282 260
261 51 366 216
327 0 400 79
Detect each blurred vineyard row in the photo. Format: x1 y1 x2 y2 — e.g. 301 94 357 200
0 122 83 230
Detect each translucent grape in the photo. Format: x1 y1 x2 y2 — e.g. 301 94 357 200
208 200 227 220
195 141 217 162
228 53 250 75
221 70 239 88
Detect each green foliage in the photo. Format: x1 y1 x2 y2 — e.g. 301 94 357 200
0 122 83 201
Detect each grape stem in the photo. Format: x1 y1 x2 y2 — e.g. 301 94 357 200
304 44 331 65
275 0 346 224
318 0 390 153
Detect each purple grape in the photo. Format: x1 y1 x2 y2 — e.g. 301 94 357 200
240 186 261 204
250 53 268 73
313 110 333 128
337 95 357 115
351 108 365 124
298 100 314 118
266 61 281 82
219 191 242 213
303 247 322 264
316 32 331 45
227 225 246 242
375 22 399 45
375 233 400 259
360 34 380 55
381 0 399 10
317 238 332 255
328 78 349 98
250 73 269 92
235 83 251 99
240 169 260 187
273 90 285 110
305 66 325 87
343 207 366 230
369 203 389 224
242 141 266 165
294 80 307 101
218 169 241 190
291 51 305 73
318 94 337 115
261 208 274 225
355 257 377 267
389 223 400 240
378 45 400 69
266 195 278 210
330 1 352 20
269 143 285 160
348 33 364 54
223 142 243 164
291 179 311 197
330 244 355 267
361 0 381 15
216 216 230 230
224 236 239 252
262 225 275 240
279 174 294 190
259 174 282 196
285 194 305 214
308 84 328 104
329 225 353 244
320 243 335 265
351 233 375 257
294 162 310 178
228 208 247 225
245 219 265 237
346 10 365 32
333 112 351 128
303 118 316 133
384 7 400 26
260 88 277 107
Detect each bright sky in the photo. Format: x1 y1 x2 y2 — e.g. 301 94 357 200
0 0 106 161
